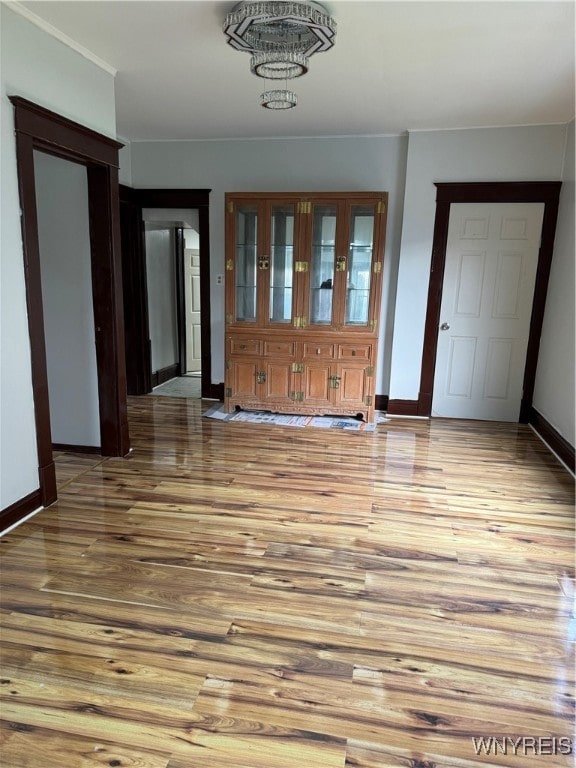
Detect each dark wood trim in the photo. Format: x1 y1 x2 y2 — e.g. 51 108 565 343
198 203 212 397
529 408 575 473
209 383 225 401
175 228 186 376
519 192 561 422
38 463 58 507
418 200 451 418
9 96 122 167
87 164 130 456
418 181 562 419
52 444 102 454
151 364 180 388
375 394 388 412
435 181 563 205
130 189 212 208
0 490 43 533
386 399 419 416
120 188 151 394
9 96 130 525
119 188 212 400
13 131 58 509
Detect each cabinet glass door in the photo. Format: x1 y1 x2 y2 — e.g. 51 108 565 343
310 204 337 325
345 205 375 326
269 205 295 323
235 205 258 322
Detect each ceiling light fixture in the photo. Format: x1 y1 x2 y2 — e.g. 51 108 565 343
223 1 336 110
250 50 309 80
260 89 298 109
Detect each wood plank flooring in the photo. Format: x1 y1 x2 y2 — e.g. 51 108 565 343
1 396 574 767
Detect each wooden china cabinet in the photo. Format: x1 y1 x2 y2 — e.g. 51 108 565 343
224 192 388 424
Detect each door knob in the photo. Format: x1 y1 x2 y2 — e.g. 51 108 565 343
440 322 450 331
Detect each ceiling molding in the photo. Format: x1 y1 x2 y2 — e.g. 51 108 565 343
5 1 117 76
128 132 408 144
407 121 570 135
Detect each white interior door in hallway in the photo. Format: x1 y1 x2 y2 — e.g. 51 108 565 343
432 202 544 421
185 246 201 373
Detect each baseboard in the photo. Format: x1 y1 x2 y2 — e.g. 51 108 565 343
529 408 575 473
386 398 419 416
52 443 102 454
210 382 225 401
152 363 179 388
38 461 57 507
375 394 388 412
0 489 42 533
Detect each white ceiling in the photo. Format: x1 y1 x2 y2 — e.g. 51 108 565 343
16 0 576 141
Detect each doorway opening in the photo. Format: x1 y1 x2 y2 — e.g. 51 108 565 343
182 227 202 377
142 210 201 392
34 151 102 449
8 97 129 519
119 188 213 400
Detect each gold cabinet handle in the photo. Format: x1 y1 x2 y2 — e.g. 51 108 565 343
258 256 270 270
336 257 347 272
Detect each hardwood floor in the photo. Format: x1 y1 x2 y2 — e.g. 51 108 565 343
53 450 107 491
1 396 574 767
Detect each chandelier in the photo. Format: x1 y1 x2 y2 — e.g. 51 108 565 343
223 1 337 110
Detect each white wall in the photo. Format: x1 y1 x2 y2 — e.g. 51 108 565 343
131 135 408 386
34 152 101 447
145 228 178 373
118 138 132 186
389 125 568 401
0 5 116 509
143 208 199 230
533 121 575 447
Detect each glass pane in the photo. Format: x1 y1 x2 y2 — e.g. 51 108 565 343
235 205 258 322
269 205 294 323
345 205 375 325
310 205 336 325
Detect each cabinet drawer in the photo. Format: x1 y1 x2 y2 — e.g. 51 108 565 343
263 340 296 358
229 338 261 356
337 343 372 361
303 342 335 359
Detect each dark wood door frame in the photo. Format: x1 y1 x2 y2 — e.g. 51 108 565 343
9 96 130 511
174 227 186 377
119 187 213 399
120 188 152 395
417 181 561 420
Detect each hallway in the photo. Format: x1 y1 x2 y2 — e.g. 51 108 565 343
150 374 202 399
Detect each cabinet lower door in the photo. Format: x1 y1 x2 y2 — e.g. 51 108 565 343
229 360 259 400
302 363 334 409
336 364 370 410
260 361 293 407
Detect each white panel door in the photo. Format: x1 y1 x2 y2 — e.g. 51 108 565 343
185 248 201 373
432 202 544 421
